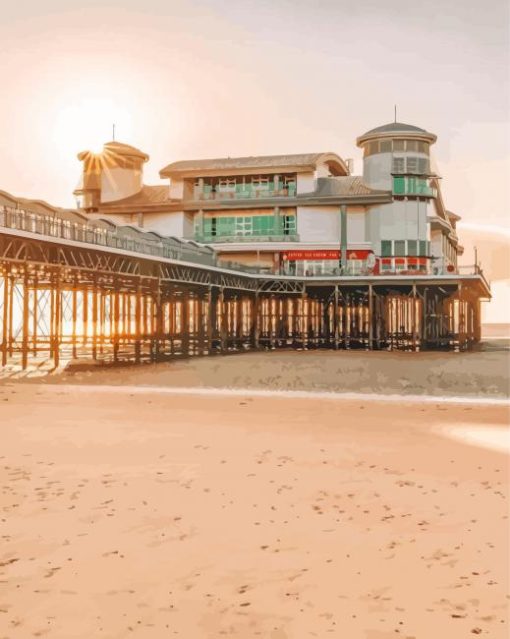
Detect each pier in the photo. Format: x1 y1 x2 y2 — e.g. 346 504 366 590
0 206 490 371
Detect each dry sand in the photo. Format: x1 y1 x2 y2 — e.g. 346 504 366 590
0 383 508 638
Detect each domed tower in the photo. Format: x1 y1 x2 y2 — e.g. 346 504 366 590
74 141 149 211
356 122 436 190
356 122 438 273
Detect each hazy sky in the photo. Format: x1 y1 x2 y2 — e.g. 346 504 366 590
1 0 509 232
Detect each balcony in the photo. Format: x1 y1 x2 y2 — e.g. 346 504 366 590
393 177 436 198
192 182 297 201
196 233 299 244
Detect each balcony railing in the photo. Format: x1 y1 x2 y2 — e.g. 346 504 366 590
393 177 437 198
195 233 299 244
192 183 297 201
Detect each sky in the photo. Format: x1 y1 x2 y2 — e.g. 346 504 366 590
0 0 509 321
1 0 508 218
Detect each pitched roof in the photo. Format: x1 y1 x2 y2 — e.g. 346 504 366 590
98 185 171 209
301 176 390 198
160 152 348 177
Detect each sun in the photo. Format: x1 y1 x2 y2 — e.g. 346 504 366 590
52 98 134 155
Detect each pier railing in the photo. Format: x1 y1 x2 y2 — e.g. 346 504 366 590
0 205 220 268
0 204 487 282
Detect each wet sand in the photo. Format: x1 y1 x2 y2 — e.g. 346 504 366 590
0 384 508 638
44 348 510 400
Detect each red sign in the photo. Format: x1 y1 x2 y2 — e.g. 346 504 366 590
282 250 372 261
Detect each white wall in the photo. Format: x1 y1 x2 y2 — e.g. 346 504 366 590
315 162 330 178
297 206 368 244
362 153 393 190
362 150 429 190
296 171 316 195
101 167 143 203
143 211 188 237
297 206 338 242
367 200 428 254
347 211 366 243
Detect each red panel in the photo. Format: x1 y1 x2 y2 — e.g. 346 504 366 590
282 250 373 261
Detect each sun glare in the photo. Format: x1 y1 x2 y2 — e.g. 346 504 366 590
53 98 134 155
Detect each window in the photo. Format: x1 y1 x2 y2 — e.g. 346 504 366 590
393 140 405 152
235 216 252 236
251 176 269 187
407 240 418 256
283 215 296 235
254 215 275 235
217 178 236 191
380 140 392 153
394 240 406 256
406 140 418 152
282 175 296 187
393 177 405 194
417 158 429 174
392 157 405 174
406 157 418 174
417 142 429 154
381 240 392 257
216 217 236 237
367 142 378 156
407 177 417 194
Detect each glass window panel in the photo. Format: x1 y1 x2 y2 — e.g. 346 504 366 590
394 240 406 256
419 240 427 255
393 140 405 151
406 157 418 173
393 177 405 194
406 140 418 152
417 158 429 174
380 140 392 153
407 240 418 256
381 240 392 257
392 157 405 174
217 218 235 236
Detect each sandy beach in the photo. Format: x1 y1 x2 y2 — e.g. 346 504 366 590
36 346 510 400
0 382 508 638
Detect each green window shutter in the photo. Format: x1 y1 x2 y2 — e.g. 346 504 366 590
393 177 405 195
419 240 427 255
381 240 392 257
416 178 426 194
407 240 417 256
216 217 235 237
